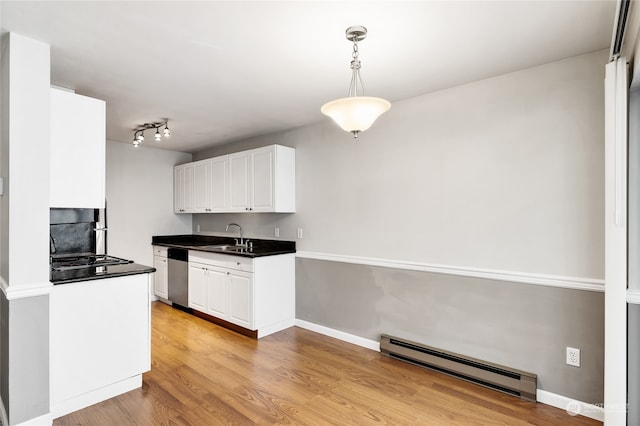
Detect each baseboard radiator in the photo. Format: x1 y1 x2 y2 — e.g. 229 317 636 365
380 334 537 402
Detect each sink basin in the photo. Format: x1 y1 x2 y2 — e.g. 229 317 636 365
199 244 235 250
197 244 252 253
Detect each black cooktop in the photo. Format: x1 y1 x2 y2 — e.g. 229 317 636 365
51 253 133 272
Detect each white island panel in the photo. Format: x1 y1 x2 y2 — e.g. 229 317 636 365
50 273 151 418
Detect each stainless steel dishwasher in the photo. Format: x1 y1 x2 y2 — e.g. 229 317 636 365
167 248 189 310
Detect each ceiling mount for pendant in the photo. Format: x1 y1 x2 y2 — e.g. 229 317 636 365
321 25 391 139
345 25 367 43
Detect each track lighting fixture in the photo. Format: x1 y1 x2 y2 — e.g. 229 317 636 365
131 119 171 147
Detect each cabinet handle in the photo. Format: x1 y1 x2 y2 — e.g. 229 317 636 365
236 262 240 265
227 272 230 275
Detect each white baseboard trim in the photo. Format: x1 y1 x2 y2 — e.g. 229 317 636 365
296 251 604 292
15 412 53 426
259 318 297 338
0 397 52 426
0 277 52 300
295 319 380 352
537 390 604 422
628 288 640 304
50 374 142 420
295 319 603 423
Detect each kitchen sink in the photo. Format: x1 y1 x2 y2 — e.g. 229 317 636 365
198 244 248 252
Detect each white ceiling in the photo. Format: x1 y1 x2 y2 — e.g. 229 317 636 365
1 1 615 153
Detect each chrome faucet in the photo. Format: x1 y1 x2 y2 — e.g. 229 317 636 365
226 223 244 246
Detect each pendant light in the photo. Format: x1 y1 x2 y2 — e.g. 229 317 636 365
321 26 391 138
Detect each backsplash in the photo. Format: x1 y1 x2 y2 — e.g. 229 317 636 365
50 208 97 255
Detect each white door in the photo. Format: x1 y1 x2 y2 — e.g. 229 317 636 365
210 156 229 212
228 271 254 329
229 152 251 212
193 160 211 212
252 147 275 212
206 268 228 319
153 256 168 299
174 166 184 213
604 57 628 426
182 164 194 213
188 264 207 312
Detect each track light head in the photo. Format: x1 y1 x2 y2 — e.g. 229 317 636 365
163 124 170 138
154 128 162 141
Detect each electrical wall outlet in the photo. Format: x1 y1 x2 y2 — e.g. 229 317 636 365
196 225 201 233
297 228 303 239
274 227 280 237
566 347 580 367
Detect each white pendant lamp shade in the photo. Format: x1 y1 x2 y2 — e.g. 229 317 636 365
321 96 391 136
322 25 390 138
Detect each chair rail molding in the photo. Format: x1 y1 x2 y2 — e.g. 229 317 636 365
295 251 604 292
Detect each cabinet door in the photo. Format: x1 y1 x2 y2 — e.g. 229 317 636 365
209 156 229 212
193 160 211 212
153 255 168 299
174 166 184 212
174 164 194 213
50 88 105 208
206 267 228 319
188 264 207 311
228 270 254 329
228 152 252 212
251 147 275 212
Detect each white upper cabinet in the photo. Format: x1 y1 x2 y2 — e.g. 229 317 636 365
174 163 194 213
190 156 229 213
50 88 106 208
175 145 295 214
228 151 252 212
209 156 229 212
192 159 211 212
229 145 295 213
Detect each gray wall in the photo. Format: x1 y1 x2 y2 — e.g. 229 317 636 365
297 258 604 403
192 50 607 403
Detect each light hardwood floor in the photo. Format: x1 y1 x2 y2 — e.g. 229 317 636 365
54 301 600 425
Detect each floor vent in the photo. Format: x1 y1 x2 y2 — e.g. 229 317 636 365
380 334 537 402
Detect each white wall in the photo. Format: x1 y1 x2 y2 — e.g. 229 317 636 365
195 49 607 281
106 141 192 267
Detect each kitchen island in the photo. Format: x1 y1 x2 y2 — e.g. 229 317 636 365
50 262 155 419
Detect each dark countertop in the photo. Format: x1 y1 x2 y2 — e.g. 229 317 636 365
151 234 296 258
51 262 156 285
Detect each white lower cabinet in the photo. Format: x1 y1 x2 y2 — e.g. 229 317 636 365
188 262 209 313
189 260 254 329
188 251 294 337
153 246 168 300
